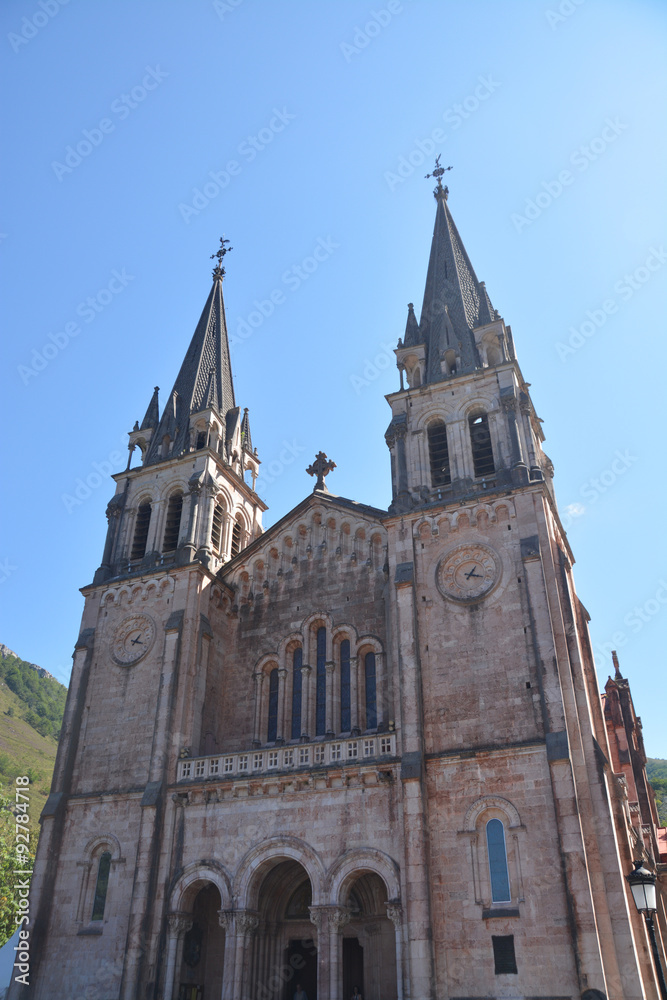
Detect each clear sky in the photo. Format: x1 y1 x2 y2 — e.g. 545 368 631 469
1 0 666 754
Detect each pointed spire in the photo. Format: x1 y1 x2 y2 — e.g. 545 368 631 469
241 407 253 452
140 386 160 430
417 167 498 383
403 303 422 347
143 245 236 466
612 650 623 680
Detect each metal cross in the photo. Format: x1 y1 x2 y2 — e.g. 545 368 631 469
211 236 233 278
425 156 453 197
306 451 336 492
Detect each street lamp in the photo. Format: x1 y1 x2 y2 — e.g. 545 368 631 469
627 859 667 1000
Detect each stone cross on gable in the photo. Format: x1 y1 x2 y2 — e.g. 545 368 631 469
307 451 336 492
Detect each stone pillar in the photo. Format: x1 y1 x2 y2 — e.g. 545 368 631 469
386 903 404 1000
501 393 528 483
375 651 386 728
164 912 192 1000
309 907 329 1000
276 667 287 743
394 423 410 506
95 496 124 582
329 907 351 1000
350 655 360 734
233 911 259 1000
219 910 236 1000
325 661 335 736
300 664 312 739
196 482 219 567
182 477 202 562
253 671 265 747
520 396 542 479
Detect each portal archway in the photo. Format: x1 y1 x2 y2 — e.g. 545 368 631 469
341 872 398 1000
175 882 224 999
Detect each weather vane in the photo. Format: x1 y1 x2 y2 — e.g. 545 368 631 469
425 156 453 198
211 236 233 278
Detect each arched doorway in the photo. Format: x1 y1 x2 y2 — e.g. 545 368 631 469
342 873 397 1000
248 859 316 1000
176 883 224 1000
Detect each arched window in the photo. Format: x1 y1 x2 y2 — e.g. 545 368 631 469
427 420 451 486
469 413 495 477
196 429 207 450
162 491 183 552
486 818 511 902
267 668 279 743
211 502 225 553
315 627 326 737
131 502 151 561
91 850 112 921
291 647 303 740
340 639 351 732
231 519 242 557
364 651 377 729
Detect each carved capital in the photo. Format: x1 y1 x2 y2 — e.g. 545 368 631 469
330 906 352 930
501 395 517 413
385 902 402 928
218 909 234 931
308 905 325 931
236 911 259 934
167 912 193 936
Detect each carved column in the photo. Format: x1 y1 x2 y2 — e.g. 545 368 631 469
349 656 360 735
253 671 265 747
219 910 236 1000
329 907 351 1000
94 495 124 582
501 393 528 483
182 477 202 562
164 912 192 1000
300 664 312 739
386 903 404 1000
233 911 259 1000
325 661 335 736
394 422 410 505
309 907 329 1000
520 395 542 479
196 481 219 566
276 667 287 743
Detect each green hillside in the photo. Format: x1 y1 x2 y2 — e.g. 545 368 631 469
0 649 68 946
646 758 667 826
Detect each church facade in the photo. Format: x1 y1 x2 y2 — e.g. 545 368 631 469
14 181 667 1000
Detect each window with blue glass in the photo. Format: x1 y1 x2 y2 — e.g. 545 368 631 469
340 639 351 731
91 851 112 921
291 647 303 739
267 668 279 742
315 627 326 737
486 818 511 902
364 651 377 729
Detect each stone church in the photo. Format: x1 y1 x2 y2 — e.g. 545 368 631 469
15 177 667 1000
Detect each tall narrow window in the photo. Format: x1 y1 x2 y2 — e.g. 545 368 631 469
211 502 224 553
91 851 111 921
428 420 451 486
291 647 303 740
315 627 326 737
162 491 183 552
231 520 242 557
267 668 279 743
469 414 495 477
131 502 151 561
196 430 207 450
486 818 511 902
364 651 377 729
340 639 351 732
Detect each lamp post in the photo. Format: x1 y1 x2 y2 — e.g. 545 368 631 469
627 859 667 1000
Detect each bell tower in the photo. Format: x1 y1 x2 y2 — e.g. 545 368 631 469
94 238 265 585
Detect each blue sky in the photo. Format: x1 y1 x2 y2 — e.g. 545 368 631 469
1 0 666 755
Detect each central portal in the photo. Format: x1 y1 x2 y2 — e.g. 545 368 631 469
248 859 316 1000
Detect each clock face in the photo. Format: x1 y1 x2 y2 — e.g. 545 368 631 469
437 543 501 604
112 614 156 666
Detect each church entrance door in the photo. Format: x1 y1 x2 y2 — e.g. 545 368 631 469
342 936 364 1000
284 939 317 1000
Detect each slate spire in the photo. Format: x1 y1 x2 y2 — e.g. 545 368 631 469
143 251 236 465
418 178 496 382
139 386 160 430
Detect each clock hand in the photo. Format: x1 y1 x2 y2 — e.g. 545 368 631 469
131 636 144 645
464 567 483 580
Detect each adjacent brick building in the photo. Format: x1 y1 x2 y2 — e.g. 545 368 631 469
14 182 667 1000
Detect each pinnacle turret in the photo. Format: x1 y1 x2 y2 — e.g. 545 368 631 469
140 386 160 430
